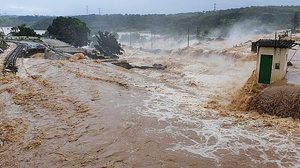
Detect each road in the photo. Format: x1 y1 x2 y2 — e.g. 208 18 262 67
2 43 26 74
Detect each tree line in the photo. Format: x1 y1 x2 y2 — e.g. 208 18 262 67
1 6 300 36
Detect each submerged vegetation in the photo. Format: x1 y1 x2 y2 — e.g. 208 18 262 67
94 31 124 56
47 17 90 47
0 32 8 52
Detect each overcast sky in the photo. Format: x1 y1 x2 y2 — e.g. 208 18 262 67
0 0 299 16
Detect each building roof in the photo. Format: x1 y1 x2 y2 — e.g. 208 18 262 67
253 39 296 48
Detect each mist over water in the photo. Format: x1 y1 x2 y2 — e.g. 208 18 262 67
114 19 277 51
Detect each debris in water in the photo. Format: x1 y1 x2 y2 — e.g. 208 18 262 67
112 60 133 69
69 53 88 61
204 100 222 110
112 60 167 70
0 139 3 147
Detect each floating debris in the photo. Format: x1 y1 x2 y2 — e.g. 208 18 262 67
112 60 167 70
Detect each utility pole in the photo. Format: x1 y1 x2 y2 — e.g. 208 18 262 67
86 6 89 15
150 32 153 49
187 27 190 48
214 3 217 12
98 8 101 15
129 32 132 48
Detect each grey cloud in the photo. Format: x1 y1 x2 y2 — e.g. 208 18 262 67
0 0 299 16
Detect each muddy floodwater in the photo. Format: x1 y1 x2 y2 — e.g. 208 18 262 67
1 40 300 168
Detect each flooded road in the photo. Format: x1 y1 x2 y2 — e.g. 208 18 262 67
0 40 300 168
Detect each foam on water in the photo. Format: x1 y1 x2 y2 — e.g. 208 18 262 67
136 81 300 167
127 49 300 167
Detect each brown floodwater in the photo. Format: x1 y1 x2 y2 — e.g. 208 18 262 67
0 40 300 168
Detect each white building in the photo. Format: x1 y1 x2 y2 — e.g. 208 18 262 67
252 39 296 84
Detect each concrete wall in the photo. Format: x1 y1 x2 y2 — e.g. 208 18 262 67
256 47 288 83
44 48 72 60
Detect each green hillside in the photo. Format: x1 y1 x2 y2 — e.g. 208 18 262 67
0 6 299 36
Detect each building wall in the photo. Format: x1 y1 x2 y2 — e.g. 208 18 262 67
256 47 288 83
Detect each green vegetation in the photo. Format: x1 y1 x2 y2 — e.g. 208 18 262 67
1 6 300 36
0 15 51 27
0 32 8 52
94 31 124 56
47 17 90 47
43 6 300 36
292 12 300 32
11 24 40 37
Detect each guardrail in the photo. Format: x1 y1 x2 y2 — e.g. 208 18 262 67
2 43 27 75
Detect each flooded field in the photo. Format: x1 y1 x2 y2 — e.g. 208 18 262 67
1 38 300 168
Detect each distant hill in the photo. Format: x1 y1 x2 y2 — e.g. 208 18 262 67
1 6 300 36
0 15 52 28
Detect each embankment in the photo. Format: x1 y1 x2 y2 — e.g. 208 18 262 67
250 85 300 119
230 72 300 119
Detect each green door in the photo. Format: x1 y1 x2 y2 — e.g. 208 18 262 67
259 55 273 84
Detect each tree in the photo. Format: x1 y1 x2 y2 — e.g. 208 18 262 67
94 31 124 56
0 32 4 41
47 17 90 47
11 24 40 37
0 32 8 52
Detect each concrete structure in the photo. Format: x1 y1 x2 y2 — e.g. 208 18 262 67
42 38 85 54
252 39 296 84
